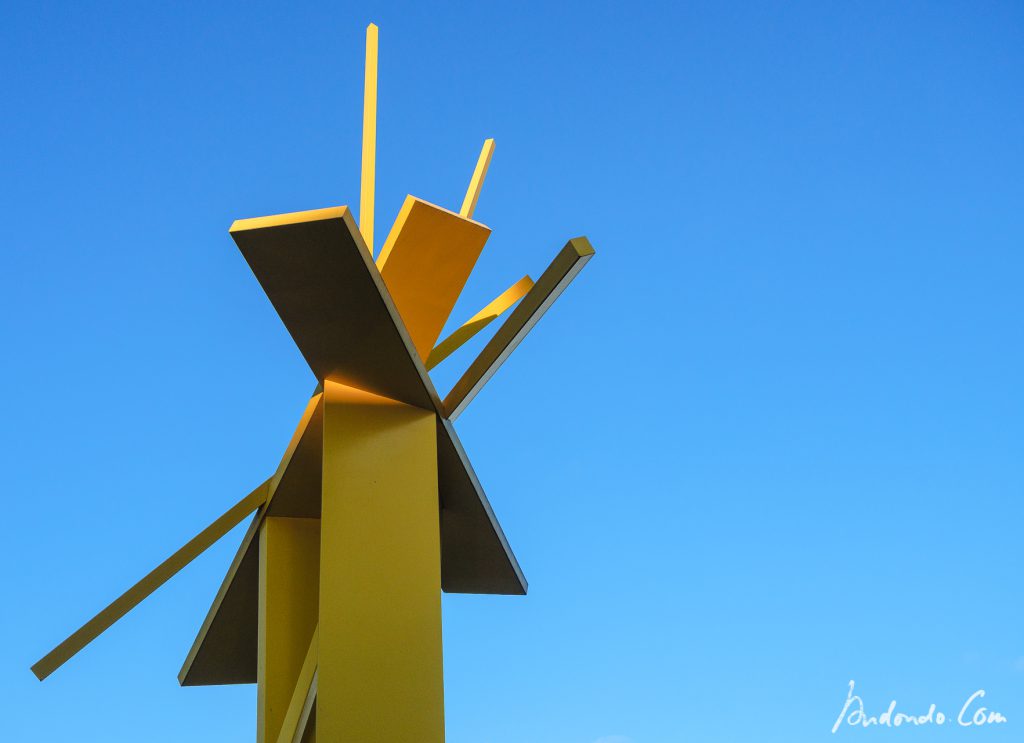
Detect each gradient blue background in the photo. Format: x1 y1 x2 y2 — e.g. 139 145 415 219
2 2 1022 741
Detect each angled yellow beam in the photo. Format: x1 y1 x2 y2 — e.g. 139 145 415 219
376 196 491 361
31 478 272 681
443 237 595 421
460 138 495 219
294 672 317 743
426 275 533 370
275 627 319 743
360 23 379 254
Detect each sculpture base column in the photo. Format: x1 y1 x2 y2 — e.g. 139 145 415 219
318 379 444 742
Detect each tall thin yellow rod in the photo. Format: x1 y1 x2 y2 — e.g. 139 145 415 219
360 23 379 255
460 138 495 219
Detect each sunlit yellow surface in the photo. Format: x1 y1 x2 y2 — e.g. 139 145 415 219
230 207 348 234
319 379 444 742
258 517 320 743
376 196 491 361
360 24 378 253
427 275 533 370
460 138 494 219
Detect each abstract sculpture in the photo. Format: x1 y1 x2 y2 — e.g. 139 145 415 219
32 23 594 743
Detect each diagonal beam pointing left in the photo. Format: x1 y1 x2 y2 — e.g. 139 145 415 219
31 478 271 681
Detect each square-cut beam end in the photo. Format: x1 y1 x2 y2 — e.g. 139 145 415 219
568 235 596 258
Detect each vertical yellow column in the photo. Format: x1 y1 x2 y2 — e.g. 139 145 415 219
319 379 444 742
258 517 321 743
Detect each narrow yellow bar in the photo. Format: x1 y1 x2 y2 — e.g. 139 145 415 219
460 138 495 219
443 237 595 420
274 627 319 743
31 478 271 681
360 23 379 254
426 275 533 370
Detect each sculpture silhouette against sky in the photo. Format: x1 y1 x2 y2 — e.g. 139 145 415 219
32 23 594 742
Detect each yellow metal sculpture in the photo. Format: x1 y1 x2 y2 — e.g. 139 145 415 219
32 23 594 743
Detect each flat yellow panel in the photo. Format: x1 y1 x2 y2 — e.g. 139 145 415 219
426 275 533 370
376 196 491 361
259 518 320 743
443 237 595 420
360 24 378 253
31 478 270 681
460 138 494 219
319 380 444 742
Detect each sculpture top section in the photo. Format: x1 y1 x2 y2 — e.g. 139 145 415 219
31 22 595 693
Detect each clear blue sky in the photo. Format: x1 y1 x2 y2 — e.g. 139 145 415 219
2 2 1022 741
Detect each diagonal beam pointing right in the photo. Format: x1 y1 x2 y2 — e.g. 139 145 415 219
443 237 595 421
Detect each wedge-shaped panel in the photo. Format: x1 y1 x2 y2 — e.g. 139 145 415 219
231 207 440 410
438 417 527 595
266 395 324 519
179 517 262 685
377 197 491 361
180 392 322 686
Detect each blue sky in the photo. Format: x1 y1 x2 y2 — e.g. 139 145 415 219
2 1 1022 741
